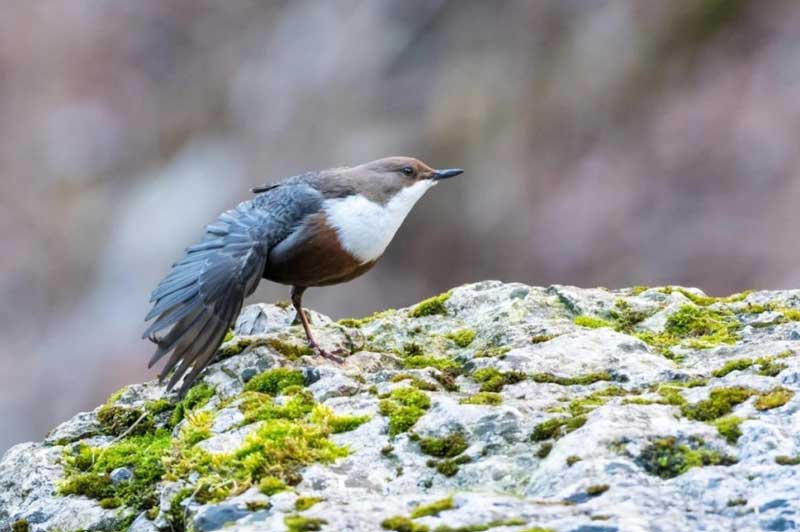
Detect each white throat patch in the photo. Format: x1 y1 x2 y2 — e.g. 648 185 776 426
323 180 435 264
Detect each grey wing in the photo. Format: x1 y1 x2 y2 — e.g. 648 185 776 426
251 171 320 194
143 183 322 396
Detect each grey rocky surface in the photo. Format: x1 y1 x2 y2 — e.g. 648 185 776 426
1 281 799 532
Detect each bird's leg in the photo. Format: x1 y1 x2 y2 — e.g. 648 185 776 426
290 286 344 363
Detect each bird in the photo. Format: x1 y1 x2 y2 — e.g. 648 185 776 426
143 156 463 395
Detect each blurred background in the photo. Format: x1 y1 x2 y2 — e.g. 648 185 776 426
2 0 800 453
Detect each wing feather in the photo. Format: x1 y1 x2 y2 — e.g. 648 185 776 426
143 183 323 395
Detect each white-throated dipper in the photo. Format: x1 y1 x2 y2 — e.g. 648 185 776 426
143 157 463 395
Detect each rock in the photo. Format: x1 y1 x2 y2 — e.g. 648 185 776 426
1 284 799 532
110 467 134 485
308 367 360 402
44 410 104 445
192 503 250 531
129 511 160 532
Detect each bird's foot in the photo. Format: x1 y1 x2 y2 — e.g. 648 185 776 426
309 341 346 363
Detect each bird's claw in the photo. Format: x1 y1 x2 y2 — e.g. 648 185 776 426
309 342 346 363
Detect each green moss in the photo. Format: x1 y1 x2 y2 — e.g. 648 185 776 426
223 329 235 343
667 288 750 306
240 391 315 424
163 393 355 504
755 387 794 410
382 516 429 532
265 338 314 360
259 476 287 495
631 286 649 295
433 519 528 532
409 292 451 318
460 392 502 405
674 305 738 344
390 374 438 391
530 334 555 344
105 386 128 405
381 445 395 456
681 386 756 421
419 433 468 458
432 369 460 392
145 399 173 415
187 417 346 499
564 386 629 416
474 346 511 358
637 437 736 479
755 349 793 377
471 368 526 392
58 471 114 499
295 495 323 511
574 316 613 329
428 455 471 477
11 519 29 532
530 416 587 441
609 299 652 332
709 351 791 381
566 455 582 466
758 360 789 377
712 352 791 379
310 405 370 433
531 371 613 386
586 484 609 496
246 500 271 511
655 384 688 406
712 358 754 378
428 457 458 476
401 343 425 357
623 397 661 405
520 528 557 532
403 356 459 371
686 377 709 388
275 299 292 310
96 405 154 437
775 455 800 465
219 337 255 358
179 410 214 446
59 429 172 513
244 368 305 395
446 329 476 348
714 416 744 444
636 304 741 357
284 514 328 531
410 496 454 518
165 487 193 530
338 309 396 328
170 383 215 426
779 307 800 321
536 442 553 458
379 388 431 436
574 300 653 335
239 417 348 471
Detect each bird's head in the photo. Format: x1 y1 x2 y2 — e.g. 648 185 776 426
355 156 463 186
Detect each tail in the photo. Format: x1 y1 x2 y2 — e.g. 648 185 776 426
144 202 269 396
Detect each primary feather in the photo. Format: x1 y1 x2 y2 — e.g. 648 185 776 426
144 181 323 396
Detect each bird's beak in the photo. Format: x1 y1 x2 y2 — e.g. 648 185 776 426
432 168 464 180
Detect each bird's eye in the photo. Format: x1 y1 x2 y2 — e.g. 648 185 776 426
402 166 414 176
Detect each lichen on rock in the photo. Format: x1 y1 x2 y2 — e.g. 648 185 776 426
1 282 799 532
